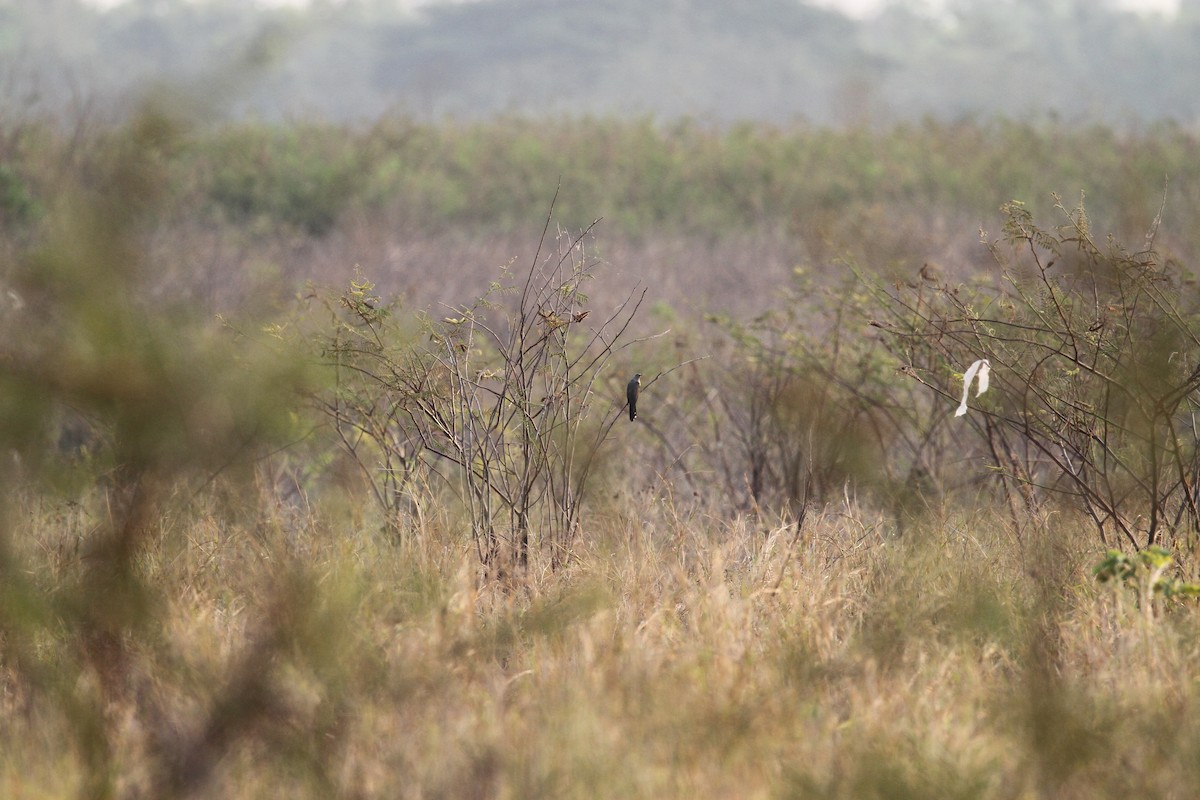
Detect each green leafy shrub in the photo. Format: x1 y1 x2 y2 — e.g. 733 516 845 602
1094 546 1200 601
204 125 362 235
164 116 1200 251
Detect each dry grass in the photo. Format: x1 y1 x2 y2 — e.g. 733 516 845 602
6 109 1200 799
4 484 1200 800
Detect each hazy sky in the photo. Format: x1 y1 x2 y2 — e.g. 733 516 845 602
86 0 1183 14
814 0 1179 14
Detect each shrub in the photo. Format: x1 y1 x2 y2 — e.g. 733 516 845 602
305 211 647 574
873 193 1200 551
1094 546 1200 603
0 108 322 799
204 125 361 235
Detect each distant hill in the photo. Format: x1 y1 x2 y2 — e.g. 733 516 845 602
3 0 1199 126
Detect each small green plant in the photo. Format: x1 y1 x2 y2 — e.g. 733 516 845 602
1094 546 1200 600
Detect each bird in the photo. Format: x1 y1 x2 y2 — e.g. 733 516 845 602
626 373 642 421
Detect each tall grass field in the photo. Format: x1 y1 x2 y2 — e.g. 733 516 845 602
2 110 1200 798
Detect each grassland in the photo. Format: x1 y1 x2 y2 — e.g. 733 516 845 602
5 493 1200 798
2 112 1200 798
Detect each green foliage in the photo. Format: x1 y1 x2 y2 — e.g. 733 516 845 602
0 161 39 228
205 124 362 235
157 116 1200 249
9 114 1200 274
1094 546 1200 600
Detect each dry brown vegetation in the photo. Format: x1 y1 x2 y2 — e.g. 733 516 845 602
5 492 1200 799
4 109 1200 798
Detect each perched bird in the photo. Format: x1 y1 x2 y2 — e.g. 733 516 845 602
627 373 642 421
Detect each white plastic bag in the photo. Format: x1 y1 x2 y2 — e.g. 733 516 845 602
955 358 990 417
